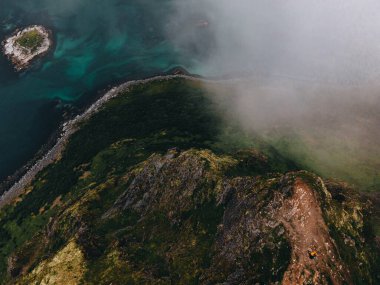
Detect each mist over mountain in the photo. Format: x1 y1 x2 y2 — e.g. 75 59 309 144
169 0 380 83
167 1 380 189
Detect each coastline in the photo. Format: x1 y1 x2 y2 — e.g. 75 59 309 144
1 71 333 208
0 70 258 200
0 73 205 209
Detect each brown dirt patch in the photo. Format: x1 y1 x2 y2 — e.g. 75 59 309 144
280 179 351 285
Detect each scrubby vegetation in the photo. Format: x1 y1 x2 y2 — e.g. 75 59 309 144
15 29 44 52
0 78 378 284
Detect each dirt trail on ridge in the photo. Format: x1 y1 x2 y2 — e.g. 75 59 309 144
280 179 351 285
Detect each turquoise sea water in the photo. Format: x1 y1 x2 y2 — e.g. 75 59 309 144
0 0 203 181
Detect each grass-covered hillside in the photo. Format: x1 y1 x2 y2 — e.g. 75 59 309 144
0 78 378 284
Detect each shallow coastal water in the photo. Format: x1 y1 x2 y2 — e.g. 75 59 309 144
0 0 201 181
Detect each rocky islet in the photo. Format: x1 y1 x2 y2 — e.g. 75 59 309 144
2 25 52 71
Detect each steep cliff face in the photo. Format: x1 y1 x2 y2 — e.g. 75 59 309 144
0 78 378 284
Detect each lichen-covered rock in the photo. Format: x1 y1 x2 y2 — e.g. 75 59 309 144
105 149 236 219
18 240 86 285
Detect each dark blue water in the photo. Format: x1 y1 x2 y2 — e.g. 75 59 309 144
0 0 204 181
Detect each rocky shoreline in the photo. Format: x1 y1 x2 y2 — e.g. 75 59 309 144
0 72 302 208
2 25 52 71
0 74 204 209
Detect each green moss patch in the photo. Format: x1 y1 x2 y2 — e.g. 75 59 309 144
15 29 44 52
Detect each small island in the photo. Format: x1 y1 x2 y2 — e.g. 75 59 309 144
2 25 52 71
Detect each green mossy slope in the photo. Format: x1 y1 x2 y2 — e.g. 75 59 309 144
0 78 378 284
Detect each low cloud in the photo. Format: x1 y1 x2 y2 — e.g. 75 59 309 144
167 0 380 188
